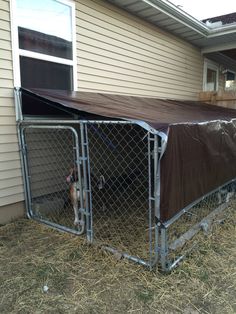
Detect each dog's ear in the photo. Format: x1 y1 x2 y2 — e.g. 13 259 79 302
71 166 79 182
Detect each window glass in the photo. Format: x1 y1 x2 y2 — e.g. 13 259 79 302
15 0 75 90
18 27 73 60
226 72 235 81
17 0 73 60
206 68 217 91
20 56 73 89
225 71 236 91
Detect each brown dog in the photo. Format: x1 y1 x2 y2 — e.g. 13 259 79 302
66 167 85 228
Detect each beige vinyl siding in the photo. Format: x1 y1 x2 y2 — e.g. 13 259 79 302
219 72 225 92
0 0 24 207
0 0 205 218
76 0 204 99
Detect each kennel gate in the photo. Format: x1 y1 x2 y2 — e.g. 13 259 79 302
19 124 92 240
19 121 162 269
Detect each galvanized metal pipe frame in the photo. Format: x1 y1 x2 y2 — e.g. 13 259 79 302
15 88 234 271
160 178 236 272
19 124 86 235
18 119 234 272
18 119 162 270
80 123 93 242
148 132 155 268
83 121 161 269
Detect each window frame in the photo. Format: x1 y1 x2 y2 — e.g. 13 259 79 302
203 59 219 92
225 69 236 90
10 0 77 91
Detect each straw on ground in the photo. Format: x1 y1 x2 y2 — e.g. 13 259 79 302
0 205 235 314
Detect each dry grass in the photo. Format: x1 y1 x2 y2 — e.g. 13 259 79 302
0 206 235 314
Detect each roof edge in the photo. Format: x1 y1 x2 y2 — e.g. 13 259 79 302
142 0 209 36
207 23 236 37
142 0 236 39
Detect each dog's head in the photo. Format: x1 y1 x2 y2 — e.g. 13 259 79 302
66 167 78 184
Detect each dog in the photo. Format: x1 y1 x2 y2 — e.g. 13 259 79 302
66 167 85 228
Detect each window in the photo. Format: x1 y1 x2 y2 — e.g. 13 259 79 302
225 71 236 91
12 0 76 90
203 60 219 92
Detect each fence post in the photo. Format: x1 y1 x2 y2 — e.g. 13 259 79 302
80 122 93 243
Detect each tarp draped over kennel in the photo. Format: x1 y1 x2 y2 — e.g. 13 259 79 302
20 88 236 222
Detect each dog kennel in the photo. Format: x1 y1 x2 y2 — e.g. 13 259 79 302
15 87 236 271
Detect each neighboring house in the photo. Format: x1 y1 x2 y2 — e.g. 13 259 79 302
201 12 236 92
202 12 236 25
0 0 236 223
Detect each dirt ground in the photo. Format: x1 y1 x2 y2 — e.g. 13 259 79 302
0 206 235 314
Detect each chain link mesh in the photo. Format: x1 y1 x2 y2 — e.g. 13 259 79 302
164 179 236 270
23 123 153 261
24 127 83 233
87 123 151 260
22 123 235 270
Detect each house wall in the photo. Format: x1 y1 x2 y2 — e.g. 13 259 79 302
219 72 226 92
76 0 204 99
0 0 205 223
0 0 25 221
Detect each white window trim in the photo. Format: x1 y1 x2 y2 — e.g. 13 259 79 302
203 59 219 92
10 0 77 91
19 49 74 66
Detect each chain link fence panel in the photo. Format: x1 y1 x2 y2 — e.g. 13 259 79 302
160 179 236 271
22 125 86 235
20 121 235 271
86 122 155 263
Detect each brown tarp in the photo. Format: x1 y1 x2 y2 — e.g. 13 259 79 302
20 88 236 222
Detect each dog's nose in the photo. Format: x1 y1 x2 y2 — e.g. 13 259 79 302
66 175 71 183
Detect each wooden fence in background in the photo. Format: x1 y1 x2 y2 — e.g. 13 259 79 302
199 91 236 109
